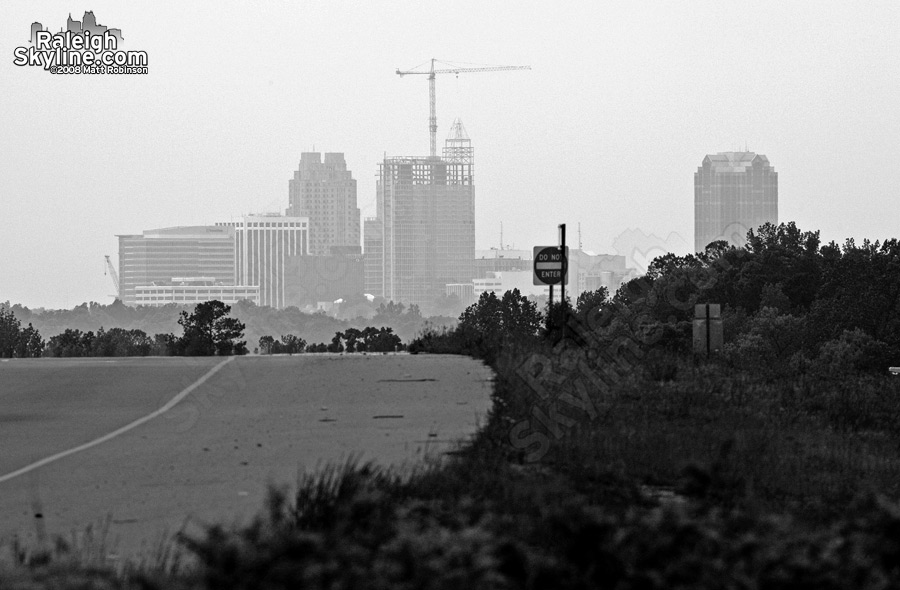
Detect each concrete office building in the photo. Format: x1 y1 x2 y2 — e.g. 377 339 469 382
117 226 236 306
287 152 360 256
217 215 309 309
134 280 260 307
474 271 550 300
474 249 531 279
694 151 778 252
365 119 475 306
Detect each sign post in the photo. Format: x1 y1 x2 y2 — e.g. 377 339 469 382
559 224 567 309
534 243 569 334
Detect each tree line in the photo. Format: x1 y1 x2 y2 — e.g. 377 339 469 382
0 300 249 358
3 299 410 358
6 297 441 354
258 326 403 354
411 221 900 377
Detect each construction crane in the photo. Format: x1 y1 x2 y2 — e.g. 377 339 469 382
104 255 120 299
396 58 530 156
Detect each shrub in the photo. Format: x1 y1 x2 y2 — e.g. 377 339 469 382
807 329 895 376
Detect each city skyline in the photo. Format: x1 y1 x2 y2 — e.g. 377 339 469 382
2 1 899 309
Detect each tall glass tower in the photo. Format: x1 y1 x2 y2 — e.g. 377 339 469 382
694 151 778 252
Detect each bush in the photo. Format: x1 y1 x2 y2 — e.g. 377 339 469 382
804 329 895 376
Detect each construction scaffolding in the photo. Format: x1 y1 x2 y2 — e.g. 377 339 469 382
364 122 475 306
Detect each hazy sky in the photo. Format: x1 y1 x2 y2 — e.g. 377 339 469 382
2 1 898 309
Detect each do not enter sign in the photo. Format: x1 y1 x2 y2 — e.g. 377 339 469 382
533 246 569 286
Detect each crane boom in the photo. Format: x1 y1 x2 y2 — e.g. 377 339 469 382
396 58 530 156
396 65 531 76
104 255 120 297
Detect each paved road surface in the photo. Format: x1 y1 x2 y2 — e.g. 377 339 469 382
0 354 493 560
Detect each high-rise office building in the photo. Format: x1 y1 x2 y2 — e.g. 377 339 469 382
694 151 778 252
364 119 475 306
287 152 360 256
217 215 309 308
117 226 236 306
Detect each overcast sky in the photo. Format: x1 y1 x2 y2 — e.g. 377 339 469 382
1 1 898 309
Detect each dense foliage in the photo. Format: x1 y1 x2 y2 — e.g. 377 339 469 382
258 327 403 354
39 302 248 357
6 298 445 356
45 327 158 357
602 222 900 371
409 289 542 360
174 301 248 356
0 304 43 358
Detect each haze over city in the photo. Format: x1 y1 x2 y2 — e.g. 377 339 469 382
2 0 898 309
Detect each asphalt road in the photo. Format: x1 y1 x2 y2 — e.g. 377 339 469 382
0 354 493 560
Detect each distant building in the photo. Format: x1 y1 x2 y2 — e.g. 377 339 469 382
474 271 550 300
694 151 778 252
365 119 475 307
474 249 531 279
283 252 365 308
471 250 630 303
133 279 259 307
445 283 475 306
567 250 631 300
117 226 236 306
287 152 360 256
217 215 309 309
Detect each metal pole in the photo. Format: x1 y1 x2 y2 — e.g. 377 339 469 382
549 284 554 332
559 224 566 306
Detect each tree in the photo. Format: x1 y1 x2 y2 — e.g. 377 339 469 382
500 289 543 339
365 327 402 352
343 328 362 352
458 289 542 346
0 305 43 358
15 323 44 357
280 334 306 354
574 287 610 329
46 328 91 357
258 335 276 354
151 333 179 356
327 332 345 353
576 287 610 317
177 301 247 356
91 327 153 357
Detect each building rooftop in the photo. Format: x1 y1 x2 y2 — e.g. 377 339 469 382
702 151 771 172
116 226 234 239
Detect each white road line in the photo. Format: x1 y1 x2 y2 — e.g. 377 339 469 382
0 356 235 485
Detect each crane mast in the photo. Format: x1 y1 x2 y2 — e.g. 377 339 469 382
396 58 530 156
104 255 120 298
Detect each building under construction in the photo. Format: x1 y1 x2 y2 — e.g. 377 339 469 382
364 120 475 307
